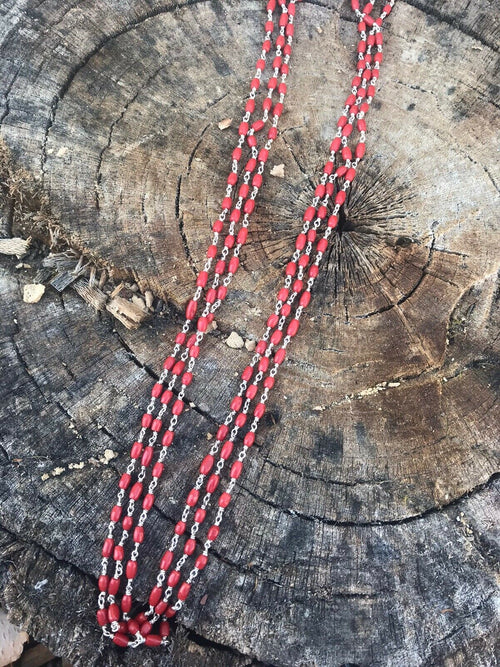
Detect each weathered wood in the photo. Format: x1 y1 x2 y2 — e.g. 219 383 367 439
0 0 499 665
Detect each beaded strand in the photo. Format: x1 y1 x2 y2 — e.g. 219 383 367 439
97 0 396 649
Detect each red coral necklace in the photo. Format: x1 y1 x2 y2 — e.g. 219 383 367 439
97 0 396 648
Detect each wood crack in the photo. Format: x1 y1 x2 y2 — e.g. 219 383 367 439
237 472 500 528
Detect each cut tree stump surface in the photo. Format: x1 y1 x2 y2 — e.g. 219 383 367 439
0 0 499 665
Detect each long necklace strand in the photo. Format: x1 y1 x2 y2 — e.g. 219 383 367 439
97 0 395 648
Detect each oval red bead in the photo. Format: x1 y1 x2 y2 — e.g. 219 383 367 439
207 525 220 541
178 582 191 601
195 554 208 570
129 482 142 501
167 570 181 587
126 560 137 579
113 545 124 561
108 603 120 623
200 455 214 475
219 492 231 508
142 493 154 510
141 446 153 466
102 539 114 558
162 430 174 447
186 488 199 507
184 538 196 555
108 577 120 595
149 586 163 606
175 521 186 535
160 550 174 570
97 609 108 626
145 635 162 647
230 461 243 478
133 526 144 543
194 508 206 524
207 474 220 493
220 440 236 462
113 633 129 647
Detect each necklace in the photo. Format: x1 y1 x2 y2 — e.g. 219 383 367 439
97 0 396 649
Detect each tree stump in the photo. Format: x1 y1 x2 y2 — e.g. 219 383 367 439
0 1 499 665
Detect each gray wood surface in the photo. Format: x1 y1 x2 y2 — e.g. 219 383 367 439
0 0 498 665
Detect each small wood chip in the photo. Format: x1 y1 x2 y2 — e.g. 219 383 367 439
270 163 285 178
218 118 232 130
225 331 244 349
23 283 45 303
0 237 30 258
72 278 107 311
110 282 124 298
245 339 256 351
106 295 149 329
145 290 154 309
131 294 147 312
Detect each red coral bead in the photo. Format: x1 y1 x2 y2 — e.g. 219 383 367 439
230 461 243 479
200 455 214 475
207 474 220 493
122 516 133 531
160 550 173 570
172 399 184 416
108 603 120 623
167 570 181 587
97 609 108 626
263 376 275 390
244 432 255 447
275 348 286 364
246 384 258 400
230 396 243 411
175 521 186 535
102 538 114 557
161 389 173 405
113 633 129 647
133 526 144 543
185 299 197 320
146 635 162 647
219 492 231 508
141 446 153 466
184 538 196 555
335 191 346 206
152 462 164 478
160 621 170 637
141 413 152 428
235 412 247 427
140 621 152 636
194 508 206 524
187 489 199 507
110 505 121 522
108 577 120 594
113 545 124 561
162 430 174 447
126 560 137 579
98 575 109 592
130 482 142 501
195 554 208 570
254 402 266 418
128 619 139 635
119 473 131 489
207 525 220 541
220 441 233 459
142 493 154 510
149 586 163 606
178 582 191 601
